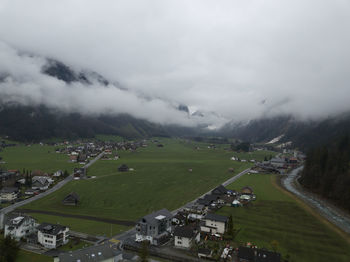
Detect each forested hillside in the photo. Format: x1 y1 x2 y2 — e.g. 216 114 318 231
299 135 350 211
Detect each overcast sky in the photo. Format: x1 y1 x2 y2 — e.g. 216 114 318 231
1 0 350 127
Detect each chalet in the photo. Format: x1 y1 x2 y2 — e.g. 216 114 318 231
270 157 286 168
238 246 281 262
54 243 123 262
212 185 228 196
32 176 51 190
37 223 69 249
62 192 79 206
69 155 78 162
118 164 129 172
4 213 37 241
0 187 19 202
174 225 200 249
201 213 228 235
135 208 173 245
73 167 86 178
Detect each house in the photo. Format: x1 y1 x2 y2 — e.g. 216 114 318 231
174 225 200 249
32 176 51 190
4 213 37 241
54 243 123 262
212 185 228 196
200 213 228 235
238 246 281 262
0 170 20 187
53 170 63 177
37 223 69 249
135 208 173 245
0 187 19 202
118 164 129 172
172 212 187 225
73 167 86 178
62 192 79 206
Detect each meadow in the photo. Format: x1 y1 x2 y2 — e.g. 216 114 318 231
217 174 350 262
0 143 79 174
22 138 273 223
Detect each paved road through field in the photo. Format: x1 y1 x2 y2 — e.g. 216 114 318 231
0 152 104 228
282 166 350 234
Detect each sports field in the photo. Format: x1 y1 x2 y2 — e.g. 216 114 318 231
217 174 350 262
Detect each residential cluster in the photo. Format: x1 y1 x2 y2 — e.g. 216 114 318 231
127 184 281 261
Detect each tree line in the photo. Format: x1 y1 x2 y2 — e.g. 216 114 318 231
299 134 350 211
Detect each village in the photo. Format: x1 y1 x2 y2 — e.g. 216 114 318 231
0 138 305 262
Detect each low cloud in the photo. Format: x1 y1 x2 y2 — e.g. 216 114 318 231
1 0 350 126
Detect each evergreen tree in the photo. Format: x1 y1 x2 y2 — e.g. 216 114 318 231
139 241 149 262
0 235 20 262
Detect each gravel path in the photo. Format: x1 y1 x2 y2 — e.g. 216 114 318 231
282 166 350 234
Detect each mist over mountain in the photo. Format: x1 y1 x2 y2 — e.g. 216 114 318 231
222 114 350 150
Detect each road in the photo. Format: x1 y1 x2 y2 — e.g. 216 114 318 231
113 167 252 243
282 166 350 234
0 152 104 228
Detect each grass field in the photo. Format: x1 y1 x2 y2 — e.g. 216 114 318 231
217 174 350 262
0 144 79 174
22 139 274 223
16 250 51 262
27 213 130 237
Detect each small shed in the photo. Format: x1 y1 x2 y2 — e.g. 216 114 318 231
62 192 79 206
118 164 129 172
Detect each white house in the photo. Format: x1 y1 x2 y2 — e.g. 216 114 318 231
174 225 200 249
0 187 19 202
32 176 51 190
37 223 69 249
200 213 228 235
4 213 37 241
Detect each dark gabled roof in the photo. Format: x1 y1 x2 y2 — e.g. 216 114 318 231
174 225 196 238
197 194 218 205
238 246 255 260
256 249 281 262
63 192 80 202
204 213 228 223
139 208 173 225
37 223 68 235
57 243 121 262
212 185 228 195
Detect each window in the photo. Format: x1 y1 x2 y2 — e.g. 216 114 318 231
177 241 182 245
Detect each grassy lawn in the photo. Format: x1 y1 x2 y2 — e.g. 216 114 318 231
27 213 130 237
0 143 79 174
22 139 273 223
217 174 350 262
16 250 51 262
59 239 91 251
